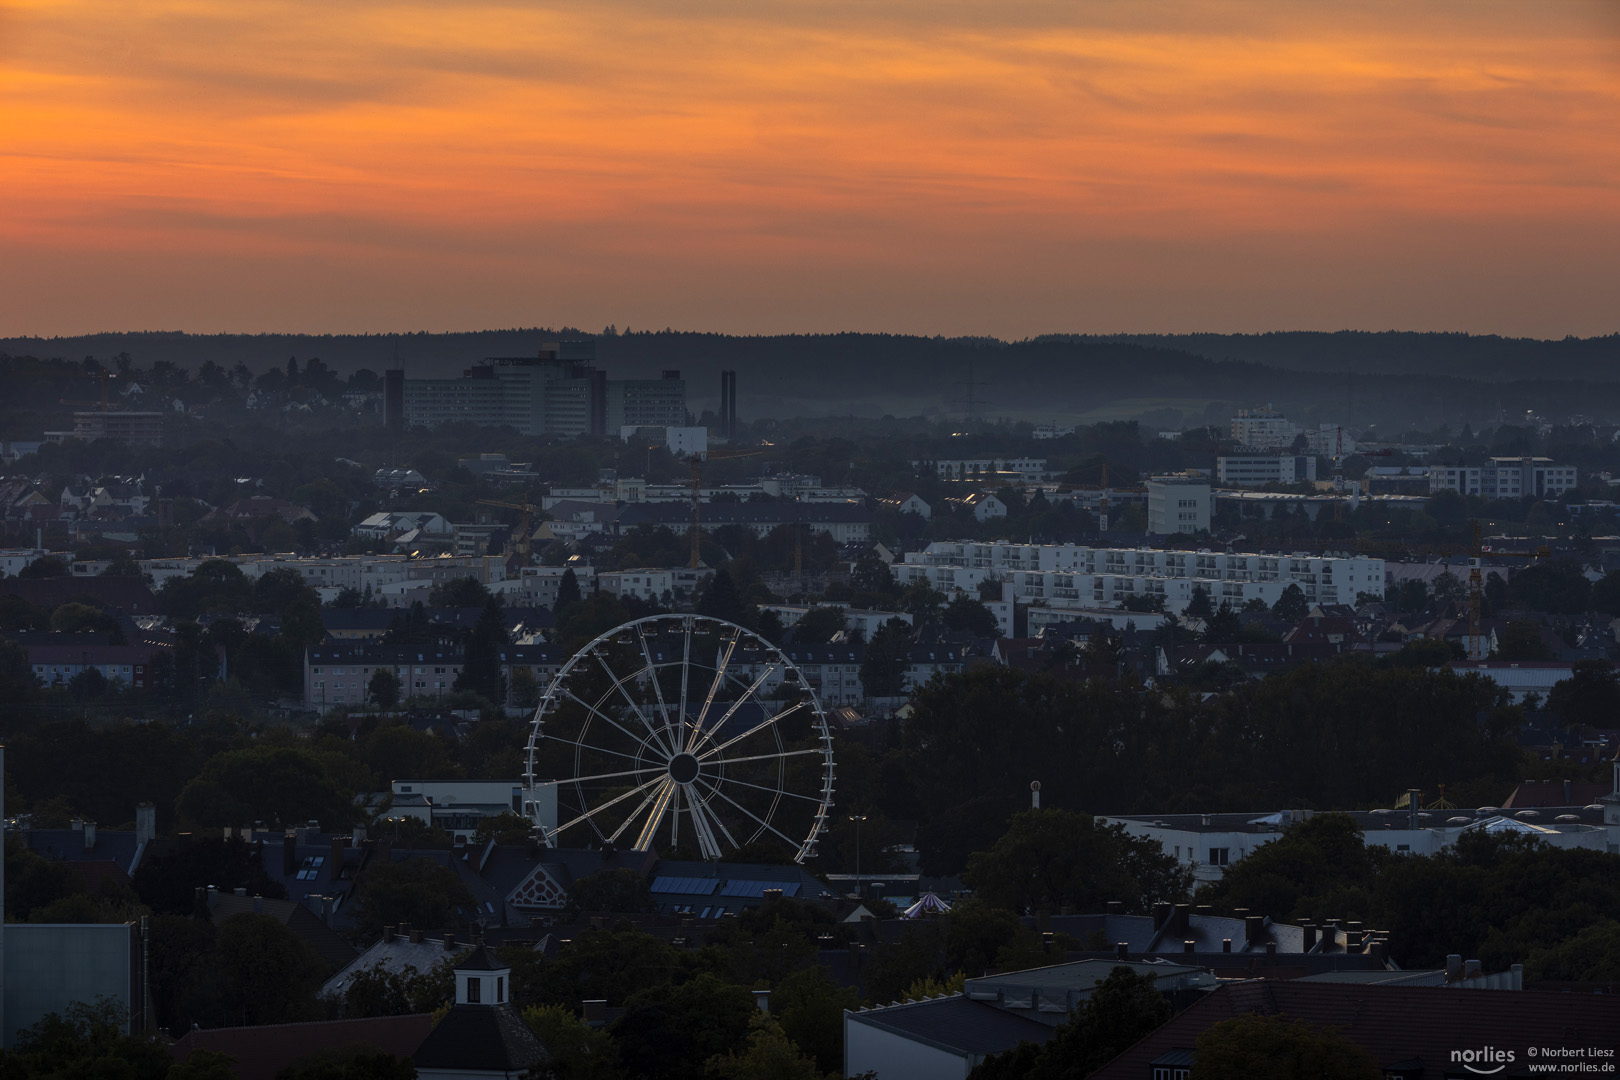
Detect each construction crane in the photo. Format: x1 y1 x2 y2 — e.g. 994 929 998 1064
687 447 763 568
477 498 544 569
61 368 116 411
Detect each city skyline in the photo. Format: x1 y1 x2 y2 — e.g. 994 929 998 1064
3 0 1617 339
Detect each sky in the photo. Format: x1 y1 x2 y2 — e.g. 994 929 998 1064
2 0 1617 339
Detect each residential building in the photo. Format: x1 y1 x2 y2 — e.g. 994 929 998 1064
875 492 931 519
763 606 913 641
1429 457 1579 499
595 567 707 605
1215 455 1316 487
616 502 873 544
895 542 1383 615
353 511 453 542
171 1016 435 1080
64 411 165 446
304 641 564 713
1229 406 1296 450
1146 476 1211 534
403 341 610 437
26 644 170 691
944 492 1006 522
606 370 687 429
411 947 547 1080
916 458 1047 482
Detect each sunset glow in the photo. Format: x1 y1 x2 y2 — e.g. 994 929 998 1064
3 0 1617 336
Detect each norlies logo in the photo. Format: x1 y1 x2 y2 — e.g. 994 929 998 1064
1453 1048 1518 1075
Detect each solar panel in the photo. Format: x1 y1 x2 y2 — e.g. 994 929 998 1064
650 876 720 895
718 879 801 898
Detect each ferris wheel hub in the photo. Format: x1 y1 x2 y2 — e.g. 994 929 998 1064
667 752 701 784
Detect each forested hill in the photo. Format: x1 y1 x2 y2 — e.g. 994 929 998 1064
1062 331 1620 382
4 329 1620 429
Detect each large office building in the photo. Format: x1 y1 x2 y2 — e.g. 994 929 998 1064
397 340 681 438
1429 457 1578 499
1230 406 1297 451
893 541 1384 615
1216 454 1318 487
1146 475 1212 534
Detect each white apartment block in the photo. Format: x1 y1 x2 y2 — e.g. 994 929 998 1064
1216 455 1317 487
1429 457 1578 499
140 553 509 599
895 541 1383 615
915 458 1047 482
595 567 708 604
1146 476 1211 534
1230 407 1297 450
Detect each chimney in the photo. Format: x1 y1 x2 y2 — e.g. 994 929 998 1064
1244 915 1264 946
410 929 424 944
443 932 457 951
1106 900 1123 916
1152 902 1172 929
1194 904 1211 919
83 821 96 851
135 803 156 846
1231 907 1249 922
1563 779 1572 804
1174 903 1191 936
1265 941 1277 958
353 824 367 847
384 926 396 943
71 818 83 831
762 888 783 903
1302 924 1317 951
1221 938 1232 953
1183 940 1195 954
1115 942 1128 961
1041 931 1054 953
1446 954 1463 981
253 895 263 914
1464 959 1482 979
283 830 299 876
1369 940 1388 964
329 836 348 881
582 1000 606 1026
233 887 247 897
753 990 771 1014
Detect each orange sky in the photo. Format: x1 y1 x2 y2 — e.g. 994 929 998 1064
2 0 1617 338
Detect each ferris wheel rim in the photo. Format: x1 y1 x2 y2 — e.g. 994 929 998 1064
522 613 836 862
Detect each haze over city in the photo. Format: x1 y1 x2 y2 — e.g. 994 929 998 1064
4 0 1619 337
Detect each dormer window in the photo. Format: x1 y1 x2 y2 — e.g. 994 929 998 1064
467 977 481 1003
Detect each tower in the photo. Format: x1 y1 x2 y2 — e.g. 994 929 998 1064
720 369 737 438
413 946 548 1080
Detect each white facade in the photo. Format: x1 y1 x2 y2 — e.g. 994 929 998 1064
896 542 1383 616
1216 455 1317 487
764 605 914 640
1146 477 1211 535
1230 407 1297 450
916 458 1047 482
1429 458 1578 499
596 567 707 604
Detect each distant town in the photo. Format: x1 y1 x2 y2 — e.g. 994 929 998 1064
3 338 1619 1076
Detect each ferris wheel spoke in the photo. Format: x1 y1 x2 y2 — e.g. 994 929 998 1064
606 779 669 845
636 624 679 735
697 700 806 760
686 784 737 857
696 778 801 850
711 774 829 803
633 779 679 851
704 748 828 767
570 765 664 785
559 689 661 759
552 774 667 838
542 736 646 765
689 628 743 748
669 783 681 848
595 652 678 757
686 662 781 754
677 617 694 736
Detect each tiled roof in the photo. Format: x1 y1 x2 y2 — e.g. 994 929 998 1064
1091 982 1620 1080
412 1004 548 1072
848 994 1056 1058
171 1014 435 1080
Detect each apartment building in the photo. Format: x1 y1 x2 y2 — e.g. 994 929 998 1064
1146 475 1211 534
915 458 1047 482
606 370 687 429
1216 454 1317 487
1429 457 1578 499
1230 407 1296 450
304 641 564 713
894 541 1384 615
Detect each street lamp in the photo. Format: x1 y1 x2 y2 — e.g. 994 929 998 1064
848 814 867 898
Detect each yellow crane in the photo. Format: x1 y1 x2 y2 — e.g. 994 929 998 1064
687 447 763 568
477 498 545 568
61 369 116 411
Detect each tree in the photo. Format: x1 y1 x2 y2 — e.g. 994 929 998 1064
791 606 846 645
276 1047 419 1080
697 568 753 628
555 568 583 611
368 668 401 708
1185 585 1214 620
453 596 509 704
569 868 655 914
1192 814 1381 925
1270 584 1307 622
943 596 1001 638
1506 558 1591 614
210 913 327 1025
963 809 1191 914
899 581 946 624
1495 620 1553 661
1200 602 1241 643
611 973 755 1080
5 997 171 1080
350 857 477 937
430 576 491 608
343 961 454 1017
859 618 912 699
703 1012 835 1080
971 965 1171 1080
1190 1014 1379 1080
176 746 356 830
770 967 858 1076
522 1004 622 1080
1546 660 1620 727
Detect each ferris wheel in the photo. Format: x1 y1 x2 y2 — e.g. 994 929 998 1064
523 615 836 862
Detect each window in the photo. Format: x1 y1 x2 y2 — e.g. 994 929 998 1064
496 976 505 1002
467 977 481 1003
1153 1069 1189 1080
1208 847 1230 866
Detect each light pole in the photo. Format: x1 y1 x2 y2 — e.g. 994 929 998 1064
848 814 867 898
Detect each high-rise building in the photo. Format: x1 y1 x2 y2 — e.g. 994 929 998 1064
720 370 737 438
607 369 687 430
401 340 614 437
